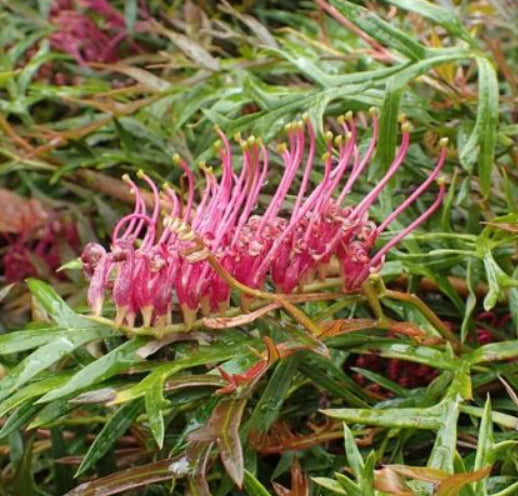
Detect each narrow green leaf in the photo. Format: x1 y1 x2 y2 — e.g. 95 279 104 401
351 366 409 397
381 0 475 45
0 373 72 417
469 340 518 365
0 326 88 355
312 477 348 494
427 398 461 472
473 396 493 496
0 328 117 403
0 402 41 441
145 375 169 449
323 403 445 430
113 338 257 404
330 0 427 60
343 423 364 477
243 470 272 496
124 0 137 32
38 337 148 403
244 356 299 435
376 50 472 170
76 400 143 477
475 57 499 197
26 279 93 328
509 265 518 338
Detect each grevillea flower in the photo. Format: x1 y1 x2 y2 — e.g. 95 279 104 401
49 0 144 64
81 111 447 329
2 217 80 283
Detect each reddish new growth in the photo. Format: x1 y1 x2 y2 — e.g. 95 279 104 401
81 111 447 329
49 0 145 64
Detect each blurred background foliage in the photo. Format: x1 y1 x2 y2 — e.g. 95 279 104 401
0 0 518 495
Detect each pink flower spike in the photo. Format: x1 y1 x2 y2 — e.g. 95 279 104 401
111 213 154 248
338 108 379 204
376 138 448 236
362 180 447 282
79 112 450 329
112 174 147 244
292 117 315 218
173 154 196 222
136 170 161 247
351 119 410 221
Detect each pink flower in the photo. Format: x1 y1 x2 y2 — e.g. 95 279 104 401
49 0 143 64
81 111 447 329
4 219 80 283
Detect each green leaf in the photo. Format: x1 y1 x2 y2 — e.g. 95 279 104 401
474 57 499 197
472 396 493 496
381 0 475 45
427 398 461 472
352 342 455 370
461 260 477 342
0 326 70 355
469 340 518 365
243 470 272 496
26 279 97 329
0 328 117 403
0 373 72 417
350 366 409 398
145 374 169 449
37 337 149 403
124 0 137 32
322 402 446 430
509 265 518 337
0 402 41 441
244 356 299 435
376 50 472 170
312 477 348 495
76 400 143 477
459 57 499 196
329 0 427 60
343 423 364 476
112 337 257 404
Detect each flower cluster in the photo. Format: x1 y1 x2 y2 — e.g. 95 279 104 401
81 111 447 329
352 355 437 391
49 0 144 64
